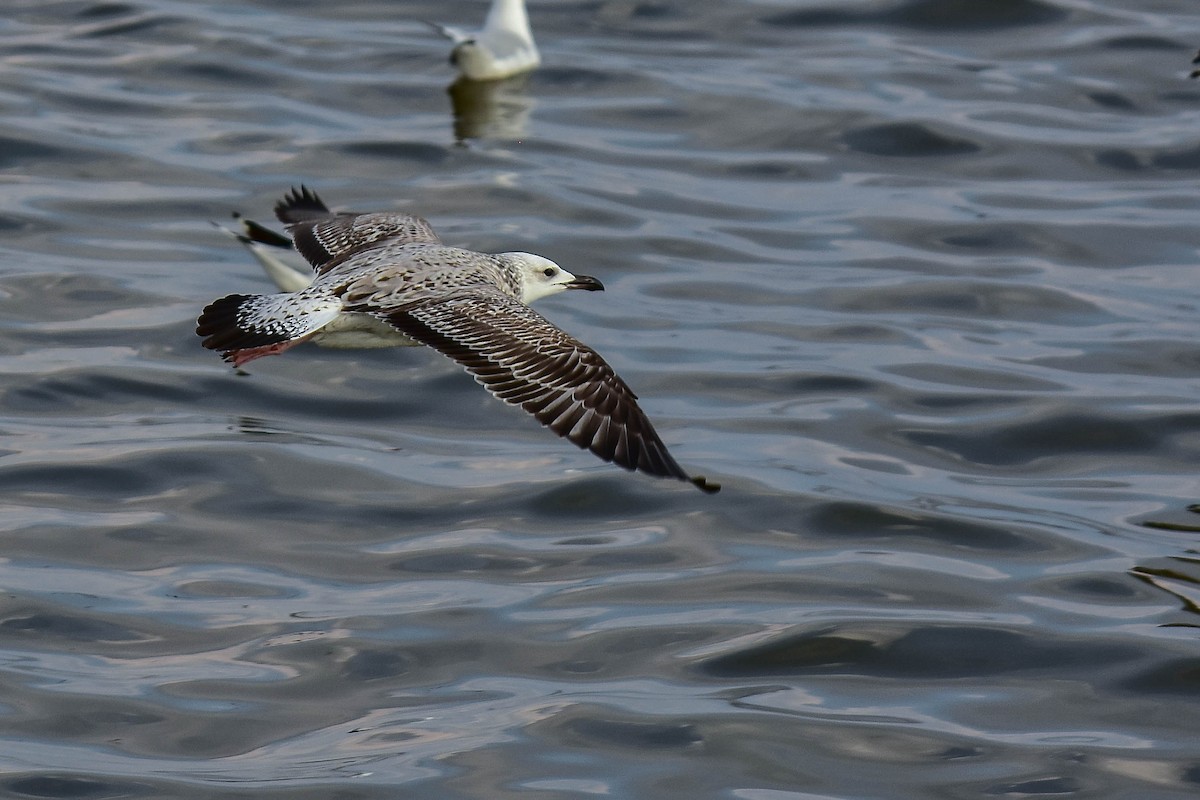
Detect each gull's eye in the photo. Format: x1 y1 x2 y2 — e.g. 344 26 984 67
543 267 556 277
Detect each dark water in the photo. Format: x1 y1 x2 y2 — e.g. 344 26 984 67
3 0 1200 797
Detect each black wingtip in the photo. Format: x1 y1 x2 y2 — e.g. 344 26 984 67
240 218 294 249
210 219 252 244
275 185 333 224
690 476 721 494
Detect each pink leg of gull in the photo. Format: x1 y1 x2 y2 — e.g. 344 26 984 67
224 339 304 367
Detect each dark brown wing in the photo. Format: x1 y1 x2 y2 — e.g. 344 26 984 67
273 186 442 274
373 292 718 492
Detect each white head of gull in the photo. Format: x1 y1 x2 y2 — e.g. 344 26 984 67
198 187 719 493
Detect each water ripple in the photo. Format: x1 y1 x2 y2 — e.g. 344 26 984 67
2 0 1200 797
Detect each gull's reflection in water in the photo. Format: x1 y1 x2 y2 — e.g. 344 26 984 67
447 74 536 143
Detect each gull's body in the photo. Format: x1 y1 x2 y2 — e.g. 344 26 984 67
429 0 540 81
198 187 718 493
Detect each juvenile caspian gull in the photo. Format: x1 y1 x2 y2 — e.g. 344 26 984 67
428 0 540 81
197 187 719 493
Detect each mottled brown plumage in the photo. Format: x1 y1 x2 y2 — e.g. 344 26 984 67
198 187 718 493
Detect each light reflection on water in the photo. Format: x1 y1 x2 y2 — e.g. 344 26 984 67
1 0 1200 797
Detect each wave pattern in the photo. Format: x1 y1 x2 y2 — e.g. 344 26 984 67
1 0 1200 797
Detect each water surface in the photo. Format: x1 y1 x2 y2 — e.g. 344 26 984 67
3 1 1200 797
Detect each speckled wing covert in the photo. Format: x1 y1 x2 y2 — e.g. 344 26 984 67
274 186 442 275
368 289 720 493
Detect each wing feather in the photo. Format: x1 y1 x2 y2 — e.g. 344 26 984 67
272 186 443 274
362 291 716 490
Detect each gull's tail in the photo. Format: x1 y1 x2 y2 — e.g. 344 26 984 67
196 290 342 368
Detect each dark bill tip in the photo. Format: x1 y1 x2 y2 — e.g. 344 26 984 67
566 275 605 292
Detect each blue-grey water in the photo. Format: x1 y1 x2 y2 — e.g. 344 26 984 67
3 1 1200 797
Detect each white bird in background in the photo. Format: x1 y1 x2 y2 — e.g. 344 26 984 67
428 0 541 81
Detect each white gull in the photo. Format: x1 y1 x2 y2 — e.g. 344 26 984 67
212 216 403 350
198 187 719 493
428 0 540 81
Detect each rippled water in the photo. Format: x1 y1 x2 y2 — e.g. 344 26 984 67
3 0 1200 797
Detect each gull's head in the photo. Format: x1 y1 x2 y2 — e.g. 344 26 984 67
501 253 604 304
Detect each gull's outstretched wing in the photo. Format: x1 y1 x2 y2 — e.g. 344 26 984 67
272 186 443 275
364 290 718 492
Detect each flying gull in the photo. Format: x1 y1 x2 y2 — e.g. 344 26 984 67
427 0 540 81
197 187 719 493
